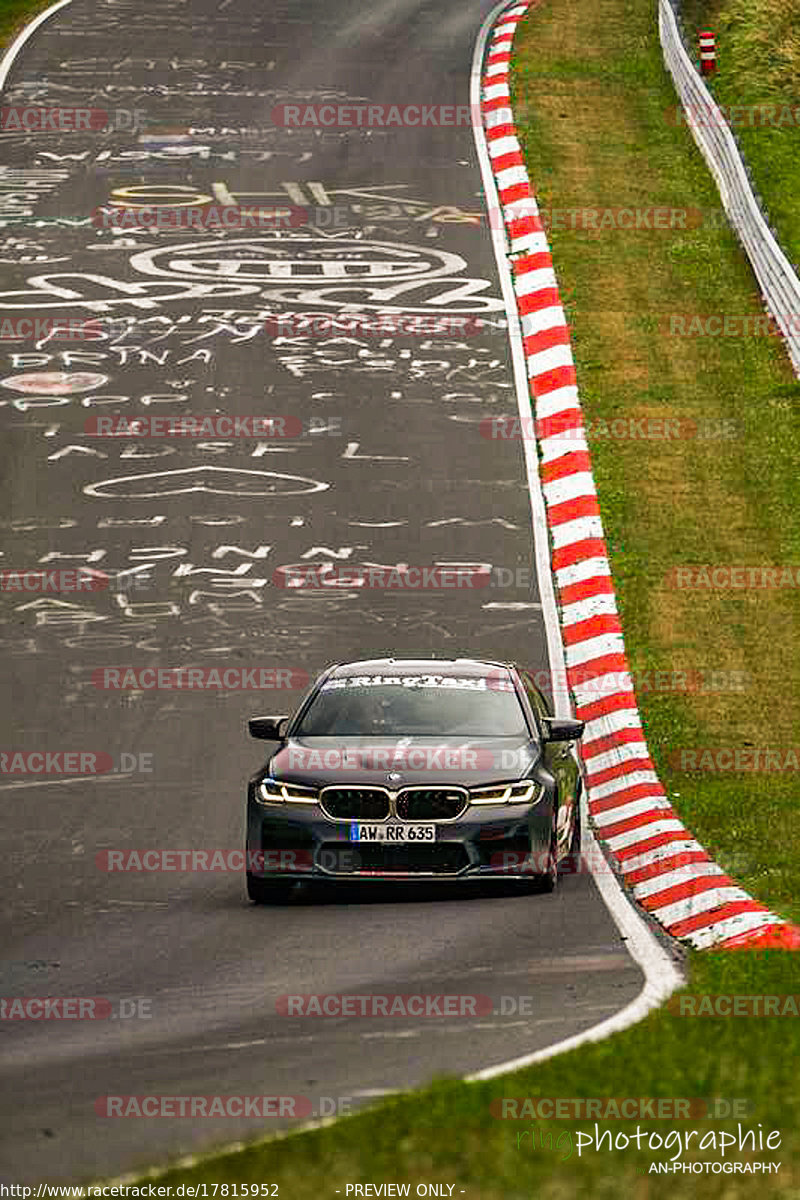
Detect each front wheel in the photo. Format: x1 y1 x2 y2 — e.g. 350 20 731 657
246 872 295 904
560 786 583 877
514 819 558 895
532 824 558 893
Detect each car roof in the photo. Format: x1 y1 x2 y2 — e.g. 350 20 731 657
329 658 516 679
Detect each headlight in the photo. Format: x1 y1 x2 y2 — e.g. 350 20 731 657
256 778 319 804
469 780 542 805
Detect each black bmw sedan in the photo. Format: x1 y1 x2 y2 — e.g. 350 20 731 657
245 657 584 902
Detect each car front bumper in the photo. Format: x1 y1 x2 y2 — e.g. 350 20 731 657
246 792 555 882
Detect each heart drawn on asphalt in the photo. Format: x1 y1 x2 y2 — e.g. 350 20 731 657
83 466 330 499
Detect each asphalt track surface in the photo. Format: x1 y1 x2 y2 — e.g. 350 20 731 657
0 0 645 1183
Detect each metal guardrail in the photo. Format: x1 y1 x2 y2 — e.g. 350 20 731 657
659 0 800 376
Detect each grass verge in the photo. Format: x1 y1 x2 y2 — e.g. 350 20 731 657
512 0 800 926
0 0 60 55
679 0 800 273
113 955 799 1197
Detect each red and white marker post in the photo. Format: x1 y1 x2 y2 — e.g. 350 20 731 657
699 30 716 75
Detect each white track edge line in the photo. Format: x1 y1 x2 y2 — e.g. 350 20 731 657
0 0 73 93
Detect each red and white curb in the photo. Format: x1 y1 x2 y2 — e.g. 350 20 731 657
481 0 800 952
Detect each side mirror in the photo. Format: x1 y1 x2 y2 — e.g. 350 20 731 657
248 716 289 740
543 717 585 743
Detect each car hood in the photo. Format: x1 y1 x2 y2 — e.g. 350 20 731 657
268 735 539 789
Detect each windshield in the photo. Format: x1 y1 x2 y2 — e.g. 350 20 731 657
293 673 531 738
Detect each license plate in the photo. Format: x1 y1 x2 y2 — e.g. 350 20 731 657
349 823 436 843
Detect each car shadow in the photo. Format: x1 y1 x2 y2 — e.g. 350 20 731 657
246 877 553 907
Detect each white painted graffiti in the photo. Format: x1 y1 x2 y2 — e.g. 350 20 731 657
0 273 261 310
82 465 330 498
128 236 503 313
0 169 72 226
0 371 109 394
